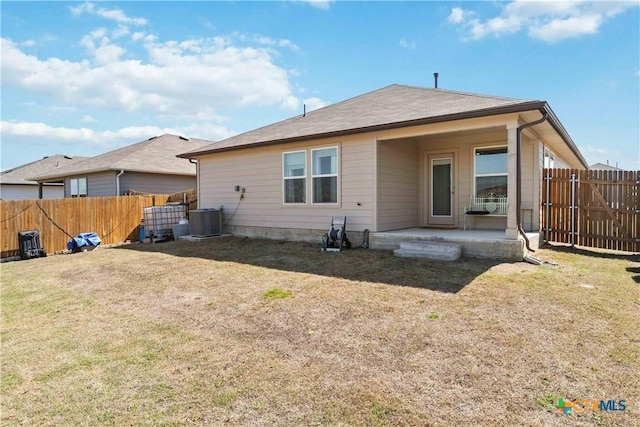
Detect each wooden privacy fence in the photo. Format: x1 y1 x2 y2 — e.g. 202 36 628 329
542 168 639 252
1 195 169 259
127 188 197 217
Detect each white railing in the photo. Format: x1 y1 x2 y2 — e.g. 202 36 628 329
464 196 508 230
467 197 508 215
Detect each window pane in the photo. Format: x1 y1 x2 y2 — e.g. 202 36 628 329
78 178 87 195
313 176 337 203
70 179 78 195
476 147 507 175
544 150 554 168
284 178 305 203
284 152 305 177
476 176 507 198
312 148 336 175
432 163 451 216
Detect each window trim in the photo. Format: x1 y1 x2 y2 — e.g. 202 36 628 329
311 146 339 205
282 150 307 205
473 145 508 198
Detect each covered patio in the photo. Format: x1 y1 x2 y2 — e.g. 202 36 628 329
369 228 540 261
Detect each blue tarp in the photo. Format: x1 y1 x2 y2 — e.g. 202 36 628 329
67 232 102 251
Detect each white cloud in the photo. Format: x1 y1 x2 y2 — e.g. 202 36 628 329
399 38 416 49
303 97 328 112
21 39 36 47
1 4 331 150
449 0 638 42
448 7 466 24
1 32 300 116
0 120 235 148
301 0 333 10
70 2 147 26
529 14 602 42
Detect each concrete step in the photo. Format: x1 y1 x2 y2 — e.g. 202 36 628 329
394 240 462 261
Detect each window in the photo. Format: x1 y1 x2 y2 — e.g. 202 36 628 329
544 148 555 168
69 177 87 198
312 147 338 204
474 147 507 198
283 151 306 203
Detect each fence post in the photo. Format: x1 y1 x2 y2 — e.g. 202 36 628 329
545 168 551 244
570 172 577 247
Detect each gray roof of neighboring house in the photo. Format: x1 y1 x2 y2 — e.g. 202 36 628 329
31 134 214 182
179 84 546 158
1 155 89 185
590 162 624 171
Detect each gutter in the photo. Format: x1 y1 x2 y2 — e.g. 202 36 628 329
116 170 125 195
516 112 548 253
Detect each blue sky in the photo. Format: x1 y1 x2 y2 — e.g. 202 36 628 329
1 1 639 171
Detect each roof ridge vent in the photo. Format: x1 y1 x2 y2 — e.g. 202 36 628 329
179 136 189 141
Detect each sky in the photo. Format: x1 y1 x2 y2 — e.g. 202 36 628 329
1 0 639 171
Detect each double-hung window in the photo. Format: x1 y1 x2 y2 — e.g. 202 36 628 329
474 147 507 198
283 146 339 205
311 147 338 204
70 177 87 198
283 151 306 204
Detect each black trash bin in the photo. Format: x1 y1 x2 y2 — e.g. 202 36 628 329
18 230 47 260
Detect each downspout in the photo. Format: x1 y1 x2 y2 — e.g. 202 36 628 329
516 111 548 253
116 170 125 196
189 159 198 209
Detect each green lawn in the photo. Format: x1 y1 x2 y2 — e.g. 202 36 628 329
1 237 638 426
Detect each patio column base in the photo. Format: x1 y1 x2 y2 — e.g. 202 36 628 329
504 228 519 240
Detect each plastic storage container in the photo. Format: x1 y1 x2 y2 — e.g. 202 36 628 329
143 205 187 241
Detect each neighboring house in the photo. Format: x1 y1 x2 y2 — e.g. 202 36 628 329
590 162 624 171
1 155 88 200
32 134 213 197
179 84 588 245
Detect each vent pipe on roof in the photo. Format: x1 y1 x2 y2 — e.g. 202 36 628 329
303 104 306 117
433 72 439 89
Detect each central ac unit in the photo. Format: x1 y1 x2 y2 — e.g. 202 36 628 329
190 208 222 236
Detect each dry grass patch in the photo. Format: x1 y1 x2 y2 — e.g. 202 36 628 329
1 237 638 426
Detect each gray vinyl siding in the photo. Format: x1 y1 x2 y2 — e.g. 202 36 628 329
376 140 419 231
0 184 64 200
65 172 116 197
88 171 117 197
198 135 377 232
118 172 196 195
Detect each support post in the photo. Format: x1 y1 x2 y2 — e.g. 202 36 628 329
505 123 519 239
570 173 577 247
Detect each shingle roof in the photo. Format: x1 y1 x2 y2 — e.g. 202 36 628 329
1 155 89 185
179 84 542 158
31 134 214 182
590 162 624 171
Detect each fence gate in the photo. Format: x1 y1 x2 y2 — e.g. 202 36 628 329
542 168 640 252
